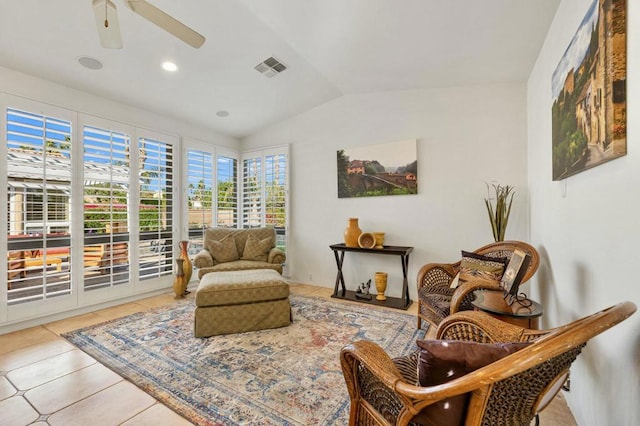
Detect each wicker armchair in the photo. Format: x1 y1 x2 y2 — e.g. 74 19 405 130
340 301 636 426
417 240 540 332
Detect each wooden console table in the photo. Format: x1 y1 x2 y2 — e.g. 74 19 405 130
471 290 543 329
329 243 413 310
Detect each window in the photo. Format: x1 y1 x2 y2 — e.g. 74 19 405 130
242 157 262 228
186 149 213 255
264 153 287 250
6 108 72 304
25 191 43 222
3 95 284 328
241 147 288 252
185 148 238 256
138 136 174 280
23 190 68 233
83 125 131 290
217 155 237 228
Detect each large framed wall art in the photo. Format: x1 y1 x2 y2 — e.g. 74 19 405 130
551 0 626 181
337 139 417 198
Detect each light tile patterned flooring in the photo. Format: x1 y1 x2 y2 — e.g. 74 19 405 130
0 283 577 425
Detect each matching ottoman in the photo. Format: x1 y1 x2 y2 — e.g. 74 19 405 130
194 269 291 337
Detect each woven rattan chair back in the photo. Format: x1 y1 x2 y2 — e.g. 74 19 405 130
416 240 540 332
474 240 540 284
341 302 636 426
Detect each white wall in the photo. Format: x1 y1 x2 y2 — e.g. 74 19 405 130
0 66 238 149
243 83 529 302
527 0 639 424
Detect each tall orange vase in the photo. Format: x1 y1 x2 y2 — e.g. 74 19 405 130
178 240 193 287
344 218 362 247
173 258 187 299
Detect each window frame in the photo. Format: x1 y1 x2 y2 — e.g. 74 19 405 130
77 113 137 305
134 127 179 293
240 145 289 255
182 140 239 259
1 93 288 329
1 95 78 322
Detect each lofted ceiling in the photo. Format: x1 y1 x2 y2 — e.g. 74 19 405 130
0 0 560 138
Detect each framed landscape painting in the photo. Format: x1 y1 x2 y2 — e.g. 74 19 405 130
337 139 417 198
551 0 626 181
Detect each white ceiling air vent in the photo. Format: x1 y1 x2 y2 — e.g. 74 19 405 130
254 56 287 78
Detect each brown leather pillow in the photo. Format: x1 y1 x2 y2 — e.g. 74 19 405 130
413 339 529 426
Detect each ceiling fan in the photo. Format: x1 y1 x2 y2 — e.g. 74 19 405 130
92 0 205 49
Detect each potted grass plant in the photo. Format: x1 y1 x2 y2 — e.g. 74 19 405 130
484 183 515 242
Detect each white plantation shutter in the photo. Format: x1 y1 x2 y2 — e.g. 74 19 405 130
185 147 238 257
138 136 174 280
186 149 214 254
241 147 288 252
3 98 207 325
242 156 262 228
82 125 131 290
6 108 73 303
3 96 290 326
264 153 287 250
216 155 237 228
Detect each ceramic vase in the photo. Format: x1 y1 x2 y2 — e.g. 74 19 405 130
344 218 362 248
375 272 388 301
178 240 193 286
373 232 385 249
173 258 187 299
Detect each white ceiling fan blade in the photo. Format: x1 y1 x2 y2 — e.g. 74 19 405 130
92 0 123 49
124 0 205 48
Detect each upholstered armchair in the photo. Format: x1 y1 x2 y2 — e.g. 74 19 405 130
194 227 286 279
417 241 540 332
340 302 636 426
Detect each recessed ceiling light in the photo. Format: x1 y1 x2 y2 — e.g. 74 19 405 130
162 61 178 72
78 56 103 70
216 110 230 118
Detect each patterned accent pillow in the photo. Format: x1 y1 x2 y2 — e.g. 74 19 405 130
457 250 507 286
414 339 529 425
207 234 239 263
241 234 273 262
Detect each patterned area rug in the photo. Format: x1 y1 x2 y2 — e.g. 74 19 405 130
63 295 424 425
